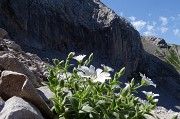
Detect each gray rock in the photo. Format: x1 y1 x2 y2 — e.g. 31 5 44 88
145 106 180 119
0 96 44 119
141 36 168 48
0 54 40 87
0 71 54 119
0 38 49 87
37 86 54 108
0 28 8 39
0 0 144 78
0 97 4 111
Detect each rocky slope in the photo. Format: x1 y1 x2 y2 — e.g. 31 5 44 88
0 0 144 78
140 36 180 112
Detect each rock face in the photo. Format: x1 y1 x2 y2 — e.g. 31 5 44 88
0 96 44 119
0 0 144 77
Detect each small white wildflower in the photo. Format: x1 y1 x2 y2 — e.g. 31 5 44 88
93 68 111 83
142 91 159 98
77 65 111 83
124 83 130 91
73 55 86 63
140 73 156 87
57 72 71 80
101 64 114 72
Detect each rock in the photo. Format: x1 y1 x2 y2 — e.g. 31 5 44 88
0 28 8 39
37 86 54 108
0 0 144 78
0 97 4 111
145 106 180 119
0 38 49 87
0 54 40 87
141 36 168 48
0 96 44 119
0 71 54 119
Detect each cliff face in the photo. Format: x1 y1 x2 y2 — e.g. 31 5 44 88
0 0 144 77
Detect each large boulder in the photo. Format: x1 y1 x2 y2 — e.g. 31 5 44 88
0 96 44 119
0 0 144 78
0 71 54 119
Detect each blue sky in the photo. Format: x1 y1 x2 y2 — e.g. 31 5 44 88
101 0 180 45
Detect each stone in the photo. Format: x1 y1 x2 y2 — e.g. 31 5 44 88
0 96 44 119
0 28 8 39
0 0 144 79
0 97 4 111
0 38 50 87
145 106 180 119
0 54 40 87
0 71 54 119
141 36 168 48
37 86 54 108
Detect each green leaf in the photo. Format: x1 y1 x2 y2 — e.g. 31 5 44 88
110 81 122 86
53 59 59 66
81 105 96 113
110 99 116 110
96 100 106 105
49 70 55 78
118 67 125 77
70 97 80 110
74 82 79 91
171 114 178 119
60 80 64 88
68 52 75 58
130 78 135 86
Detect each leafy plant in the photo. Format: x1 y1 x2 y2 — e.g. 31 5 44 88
45 52 159 119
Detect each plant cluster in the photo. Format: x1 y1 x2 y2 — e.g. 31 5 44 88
45 52 159 119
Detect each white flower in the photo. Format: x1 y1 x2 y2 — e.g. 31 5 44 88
101 64 114 72
94 68 111 83
57 72 71 80
73 55 86 62
124 83 130 91
142 91 159 98
77 65 111 83
140 73 156 87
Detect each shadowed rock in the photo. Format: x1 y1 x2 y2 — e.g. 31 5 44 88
0 97 4 111
0 96 44 119
0 71 54 119
0 28 8 39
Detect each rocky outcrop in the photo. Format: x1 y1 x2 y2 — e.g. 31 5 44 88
0 71 54 119
139 36 180 112
140 36 180 77
0 38 49 87
0 0 144 78
0 96 44 119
